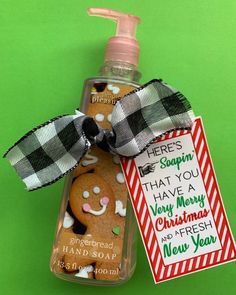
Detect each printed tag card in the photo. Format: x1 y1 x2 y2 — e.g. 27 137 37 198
121 117 236 283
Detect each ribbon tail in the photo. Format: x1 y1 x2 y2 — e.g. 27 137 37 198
3 112 97 191
109 79 195 157
4 78 195 191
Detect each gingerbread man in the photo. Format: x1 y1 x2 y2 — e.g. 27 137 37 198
61 169 125 280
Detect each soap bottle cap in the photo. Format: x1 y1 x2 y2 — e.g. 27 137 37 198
88 7 141 67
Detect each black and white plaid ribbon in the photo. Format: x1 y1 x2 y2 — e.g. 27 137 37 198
4 79 194 191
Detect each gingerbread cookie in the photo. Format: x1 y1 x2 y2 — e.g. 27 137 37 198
61 171 124 280
51 82 136 282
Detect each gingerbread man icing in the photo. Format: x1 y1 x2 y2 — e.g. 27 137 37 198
60 170 125 280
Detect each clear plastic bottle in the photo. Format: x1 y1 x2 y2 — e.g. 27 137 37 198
50 8 142 285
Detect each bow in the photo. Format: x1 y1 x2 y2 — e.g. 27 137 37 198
4 79 194 191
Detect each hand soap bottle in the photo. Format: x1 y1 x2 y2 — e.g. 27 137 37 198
50 7 142 285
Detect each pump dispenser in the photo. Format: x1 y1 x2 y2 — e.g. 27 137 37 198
88 8 140 66
50 7 142 285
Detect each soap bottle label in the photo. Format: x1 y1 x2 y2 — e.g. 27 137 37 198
53 82 135 281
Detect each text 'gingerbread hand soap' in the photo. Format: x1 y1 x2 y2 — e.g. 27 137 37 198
50 7 142 285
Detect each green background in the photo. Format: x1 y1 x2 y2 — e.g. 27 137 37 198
0 0 236 294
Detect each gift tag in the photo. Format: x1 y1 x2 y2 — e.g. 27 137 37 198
121 117 236 283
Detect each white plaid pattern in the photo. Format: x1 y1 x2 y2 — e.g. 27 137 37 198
4 79 194 191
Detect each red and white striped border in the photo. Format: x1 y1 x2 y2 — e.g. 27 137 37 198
121 117 236 283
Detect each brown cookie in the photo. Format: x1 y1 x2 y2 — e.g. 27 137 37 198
52 82 135 282
60 171 125 280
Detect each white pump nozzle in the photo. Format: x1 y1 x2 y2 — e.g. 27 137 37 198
88 7 141 66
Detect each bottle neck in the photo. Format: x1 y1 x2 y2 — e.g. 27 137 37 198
99 61 141 83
